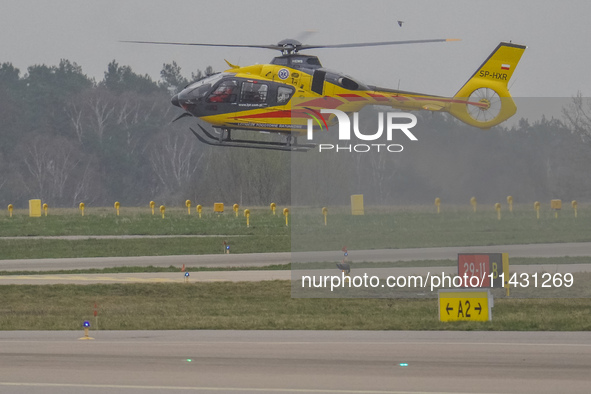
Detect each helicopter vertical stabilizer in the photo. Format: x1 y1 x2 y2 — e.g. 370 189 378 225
449 42 526 128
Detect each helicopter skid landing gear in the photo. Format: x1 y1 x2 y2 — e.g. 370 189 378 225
190 125 315 152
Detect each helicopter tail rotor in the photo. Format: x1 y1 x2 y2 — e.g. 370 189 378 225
448 42 526 129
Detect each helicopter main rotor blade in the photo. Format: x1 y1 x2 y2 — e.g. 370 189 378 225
121 38 459 52
120 40 281 50
293 30 318 43
300 38 460 50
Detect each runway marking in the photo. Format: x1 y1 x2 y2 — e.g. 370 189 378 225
0 382 500 393
0 235 251 240
0 275 257 284
0 275 178 283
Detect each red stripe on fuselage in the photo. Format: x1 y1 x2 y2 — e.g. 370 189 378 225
297 97 343 109
337 94 366 101
367 93 389 102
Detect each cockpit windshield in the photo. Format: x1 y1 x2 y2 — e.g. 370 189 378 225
183 73 225 100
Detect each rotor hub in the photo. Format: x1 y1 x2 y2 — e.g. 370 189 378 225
277 39 303 55
478 98 491 111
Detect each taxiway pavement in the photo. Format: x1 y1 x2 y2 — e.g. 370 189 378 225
1 242 590 272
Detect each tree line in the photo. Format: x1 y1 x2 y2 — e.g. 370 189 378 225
0 59 589 208
0 59 289 208
293 108 591 207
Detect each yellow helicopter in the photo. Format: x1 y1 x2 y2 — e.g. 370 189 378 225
126 38 526 151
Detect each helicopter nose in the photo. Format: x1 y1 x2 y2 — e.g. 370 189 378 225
171 94 180 107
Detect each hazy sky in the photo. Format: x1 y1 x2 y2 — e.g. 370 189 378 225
1 0 589 100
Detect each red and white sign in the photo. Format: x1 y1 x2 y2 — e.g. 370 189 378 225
457 254 491 287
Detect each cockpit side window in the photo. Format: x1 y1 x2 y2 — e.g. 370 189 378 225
277 86 294 105
240 81 269 104
207 80 239 103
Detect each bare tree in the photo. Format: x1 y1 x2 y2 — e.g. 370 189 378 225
114 91 170 154
65 99 85 144
72 159 101 206
563 92 591 142
149 131 207 197
87 88 115 143
19 135 82 204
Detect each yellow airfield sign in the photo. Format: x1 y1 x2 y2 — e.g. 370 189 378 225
351 194 364 215
438 289 493 322
29 199 42 217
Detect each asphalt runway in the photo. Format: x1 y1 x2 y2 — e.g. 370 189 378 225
0 242 590 285
1 246 590 393
0 263 590 285
1 330 590 394
1 242 591 272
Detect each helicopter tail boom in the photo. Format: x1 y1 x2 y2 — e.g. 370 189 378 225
448 42 526 128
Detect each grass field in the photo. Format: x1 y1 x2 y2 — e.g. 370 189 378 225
2 204 590 331
291 204 591 251
1 204 591 259
0 236 289 259
0 206 289 236
1 281 589 331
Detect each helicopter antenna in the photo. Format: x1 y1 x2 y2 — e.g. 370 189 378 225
509 77 517 91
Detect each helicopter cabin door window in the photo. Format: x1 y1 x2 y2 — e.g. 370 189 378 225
207 80 239 103
240 81 269 104
277 86 294 105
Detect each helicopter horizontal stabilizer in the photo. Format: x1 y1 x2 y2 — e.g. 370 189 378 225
448 42 526 129
190 126 314 152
